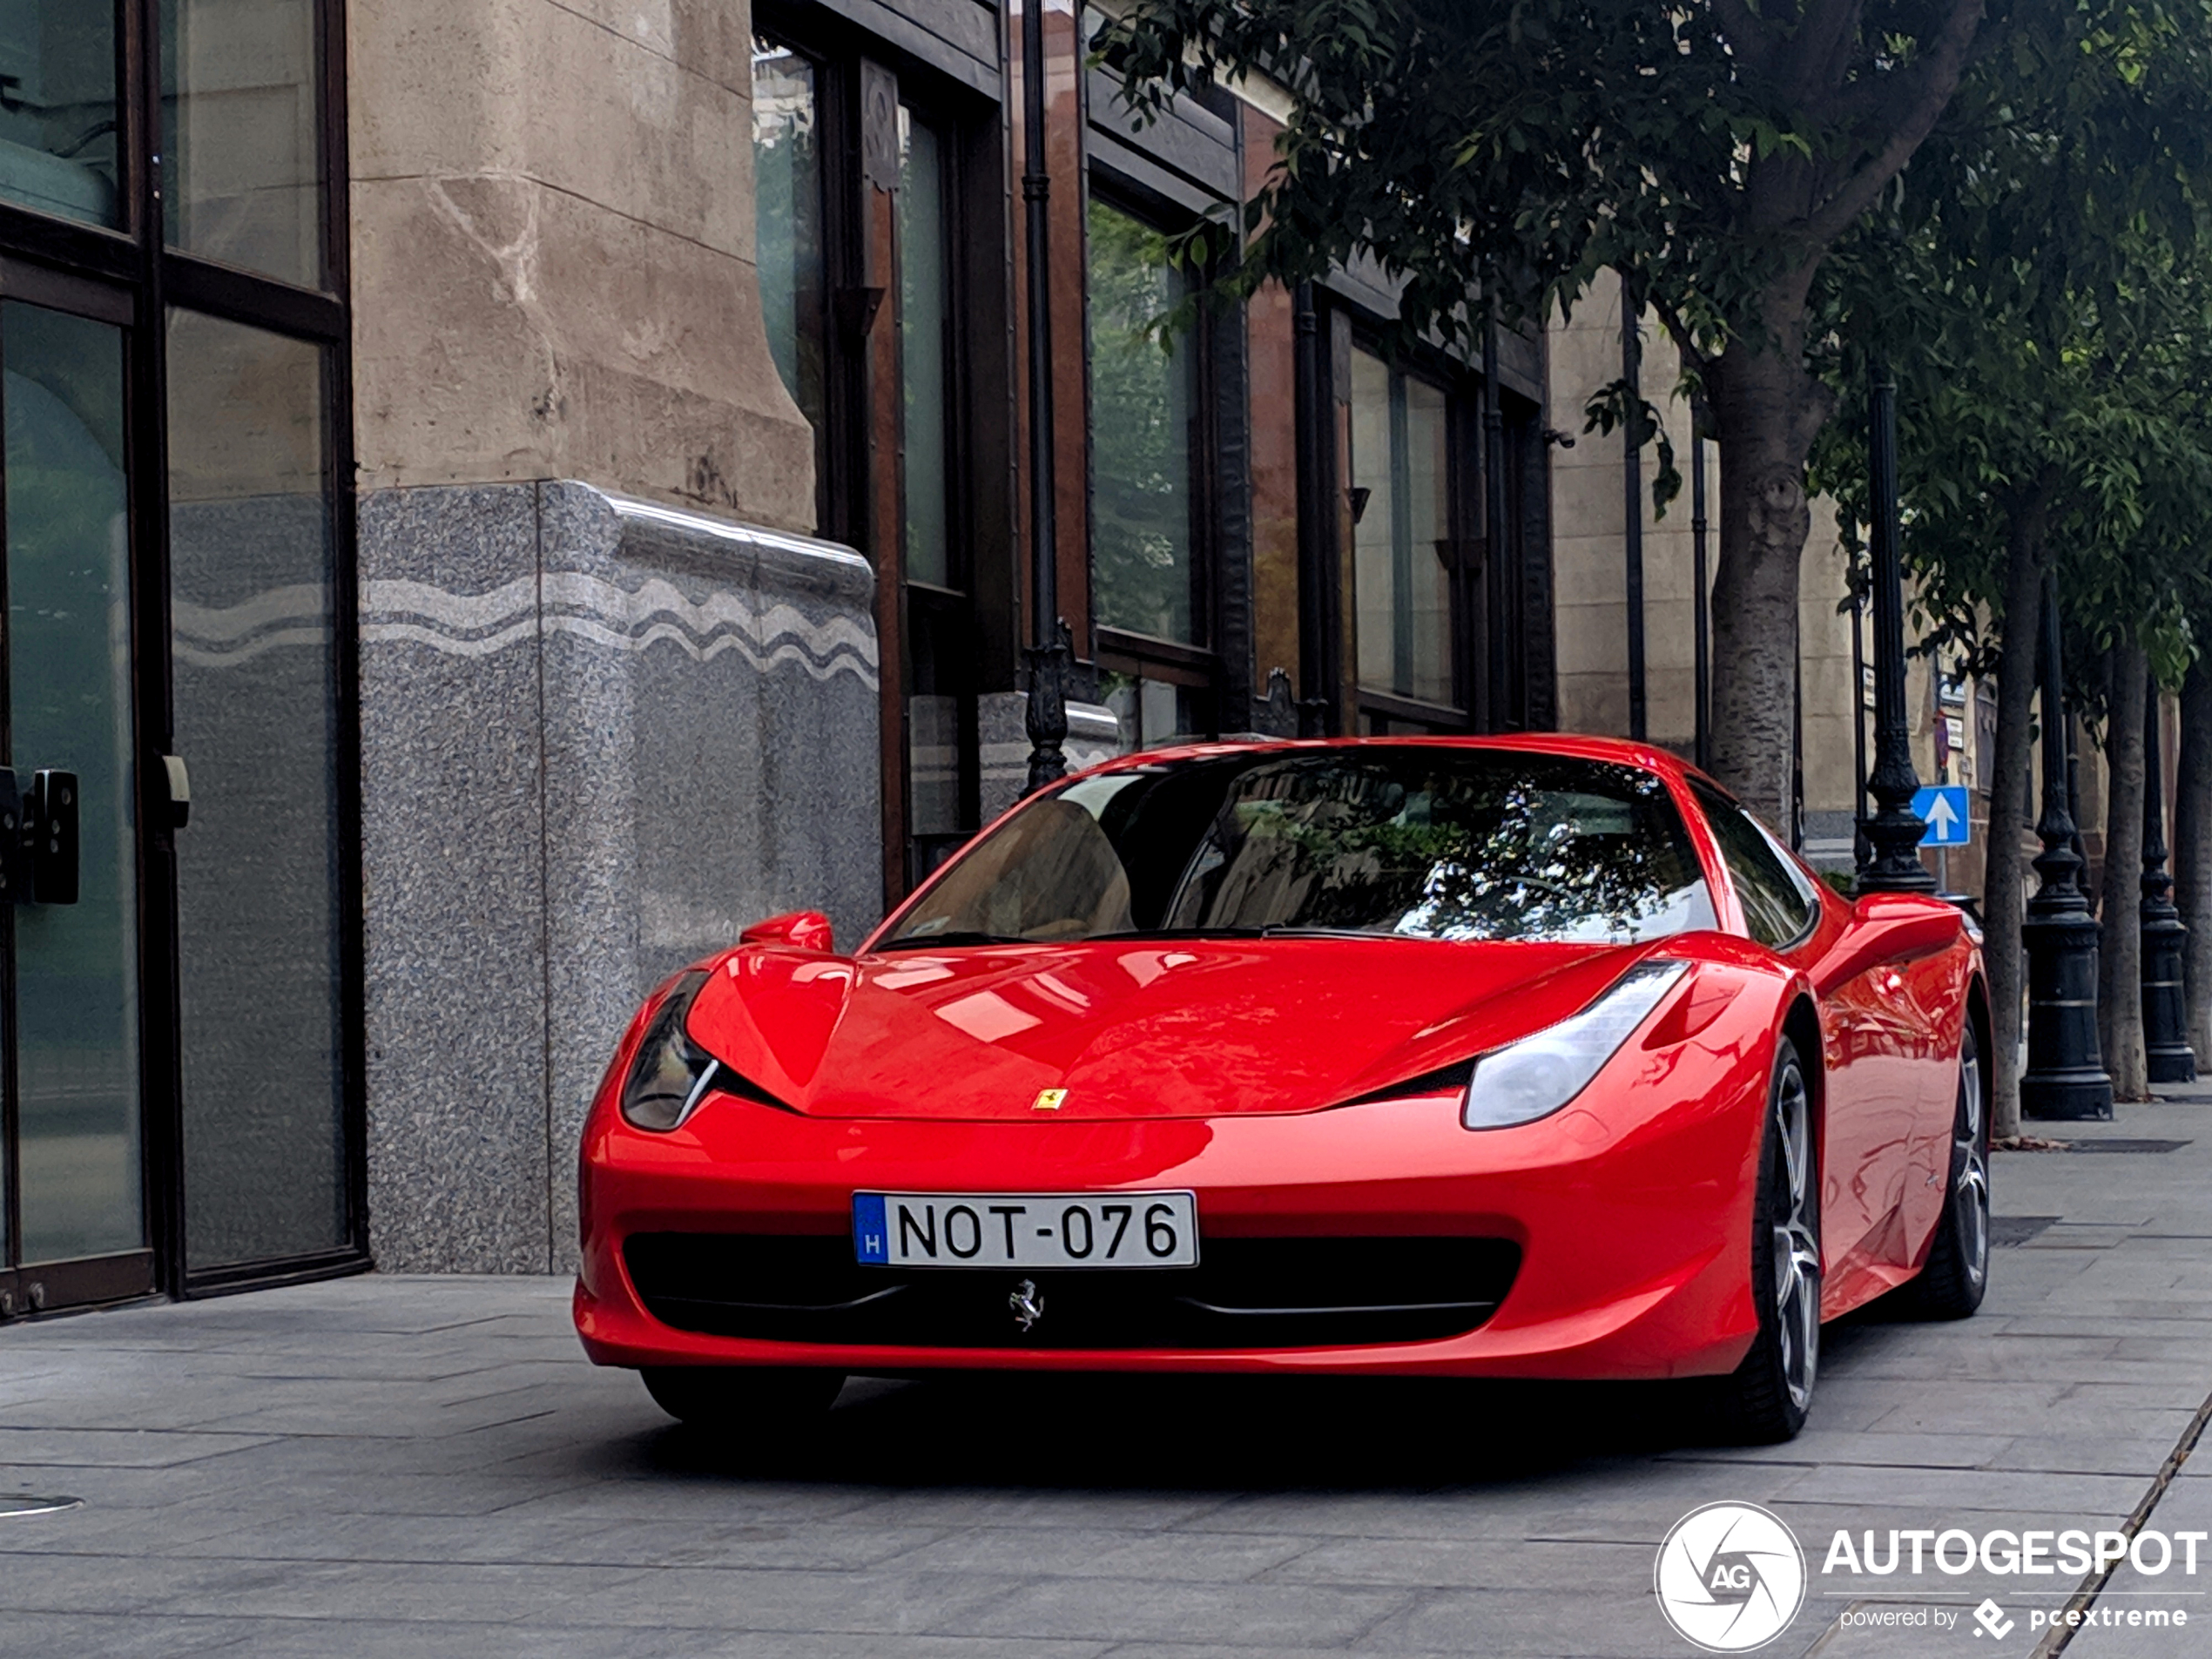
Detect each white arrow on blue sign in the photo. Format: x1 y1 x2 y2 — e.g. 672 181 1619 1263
1912 785 1971 847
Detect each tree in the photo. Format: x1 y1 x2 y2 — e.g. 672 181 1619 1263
1803 4 2212 1125
1101 0 2000 819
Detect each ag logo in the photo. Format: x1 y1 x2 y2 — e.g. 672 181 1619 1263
1654 1502 1806 1652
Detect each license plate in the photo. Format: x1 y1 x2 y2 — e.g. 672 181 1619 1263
853 1190 1198 1268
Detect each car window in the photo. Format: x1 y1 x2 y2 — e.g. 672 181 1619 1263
1688 778 1821 949
882 747 1719 948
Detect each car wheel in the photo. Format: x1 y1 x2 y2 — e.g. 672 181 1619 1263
1903 1020 1990 1318
1706 1036 1821 1444
640 1366 845 1429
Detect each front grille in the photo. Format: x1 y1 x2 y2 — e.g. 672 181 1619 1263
624 1232 1520 1350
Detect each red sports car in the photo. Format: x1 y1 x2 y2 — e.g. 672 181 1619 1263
575 736 1987 1441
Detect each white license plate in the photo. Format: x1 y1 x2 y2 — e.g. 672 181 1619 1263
853 1190 1198 1268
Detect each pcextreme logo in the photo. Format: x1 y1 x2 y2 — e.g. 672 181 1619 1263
1655 1502 1809 1652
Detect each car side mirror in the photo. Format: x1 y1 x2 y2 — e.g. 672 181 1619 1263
740 910 834 953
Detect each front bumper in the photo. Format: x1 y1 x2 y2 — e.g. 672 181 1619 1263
576 1054 1770 1380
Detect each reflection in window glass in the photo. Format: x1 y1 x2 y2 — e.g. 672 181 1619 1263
1689 779 1820 948
1350 347 1454 705
168 310 347 1267
1101 668 1201 752
162 0 322 287
752 38 826 474
1088 199 1195 643
900 107 952 588
0 3 119 227
887 749 1716 948
7 302 140 1264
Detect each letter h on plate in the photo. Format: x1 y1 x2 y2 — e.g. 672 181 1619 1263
853 1193 888 1262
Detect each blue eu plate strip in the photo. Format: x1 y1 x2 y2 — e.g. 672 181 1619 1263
853 1192 888 1263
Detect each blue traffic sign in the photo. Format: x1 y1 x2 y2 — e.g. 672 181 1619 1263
1913 785 1971 847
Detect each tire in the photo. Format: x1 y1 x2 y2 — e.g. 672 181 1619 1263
640 1366 845 1429
1705 1036 1821 1445
1902 1019 1990 1319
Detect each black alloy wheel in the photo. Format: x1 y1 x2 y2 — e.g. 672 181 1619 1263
1903 1019 1991 1319
1705 1035 1821 1444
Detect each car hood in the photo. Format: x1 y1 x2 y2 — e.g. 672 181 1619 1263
685 935 1662 1121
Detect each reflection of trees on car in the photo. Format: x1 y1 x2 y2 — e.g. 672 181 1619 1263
1169 759 1709 943
887 749 1717 948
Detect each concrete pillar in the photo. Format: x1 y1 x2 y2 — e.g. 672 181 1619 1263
347 1 878 1271
347 0 814 526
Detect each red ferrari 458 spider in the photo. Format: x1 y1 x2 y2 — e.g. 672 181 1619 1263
575 735 1987 1441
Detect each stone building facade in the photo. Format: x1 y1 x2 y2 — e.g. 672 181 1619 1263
0 0 1957 1311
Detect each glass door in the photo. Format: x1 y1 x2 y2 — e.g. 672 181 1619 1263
0 291 152 1318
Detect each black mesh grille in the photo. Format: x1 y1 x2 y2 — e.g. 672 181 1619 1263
624 1231 1519 1350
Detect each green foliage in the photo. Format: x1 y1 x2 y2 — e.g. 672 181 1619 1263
1804 0 2212 704
1097 0 2000 369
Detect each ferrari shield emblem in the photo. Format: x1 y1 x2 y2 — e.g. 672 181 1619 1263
1030 1089 1067 1111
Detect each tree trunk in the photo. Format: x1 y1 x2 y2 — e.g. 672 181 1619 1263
1980 504 2045 1141
2178 658 2212 1066
1705 319 1833 826
2099 644 2149 1100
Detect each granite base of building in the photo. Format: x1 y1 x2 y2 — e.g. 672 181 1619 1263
359 482 880 1273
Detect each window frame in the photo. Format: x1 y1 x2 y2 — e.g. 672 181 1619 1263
0 0 364 1309
1082 175 1224 745
1689 776 1823 953
1338 328 1479 735
892 87 982 885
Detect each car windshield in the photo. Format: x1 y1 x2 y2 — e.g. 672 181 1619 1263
880 747 1717 948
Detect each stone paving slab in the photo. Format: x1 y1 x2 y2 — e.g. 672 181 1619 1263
7 1093 2212 1655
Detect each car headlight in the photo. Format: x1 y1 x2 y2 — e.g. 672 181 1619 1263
1461 960 1687 1130
620 970 722 1131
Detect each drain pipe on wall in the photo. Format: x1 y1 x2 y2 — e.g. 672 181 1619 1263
1621 279 1647 743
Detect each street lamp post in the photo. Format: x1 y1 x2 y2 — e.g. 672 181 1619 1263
2021 571 2114 1121
1856 359 1933 894
2141 677 2196 1082
1019 0 1069 793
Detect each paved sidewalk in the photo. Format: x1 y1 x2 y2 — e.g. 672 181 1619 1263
6 1093 2212 1657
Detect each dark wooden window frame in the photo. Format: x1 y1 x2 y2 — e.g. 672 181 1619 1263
1337 325 1480 735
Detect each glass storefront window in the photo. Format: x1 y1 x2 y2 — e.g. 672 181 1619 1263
1088 198 1196 644
167 309 347 1268
6 300 140 1264
161 0 323 287
0 3 121 228
752 37 826 475
1350 346 1455 708
900 105 951 589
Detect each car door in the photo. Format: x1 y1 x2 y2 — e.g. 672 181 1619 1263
1684 780 1899 1313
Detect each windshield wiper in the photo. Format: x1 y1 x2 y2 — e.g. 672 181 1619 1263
874 930 1034 952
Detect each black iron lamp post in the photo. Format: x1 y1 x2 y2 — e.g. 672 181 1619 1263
2140 677 2196 1082
1019 0 1069 793
2021 570 2114 1121
1856 360 1934 894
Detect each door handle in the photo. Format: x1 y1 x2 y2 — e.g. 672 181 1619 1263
0 766 73 905
25 770 78 905
0 767 17 901
161 754 190 830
